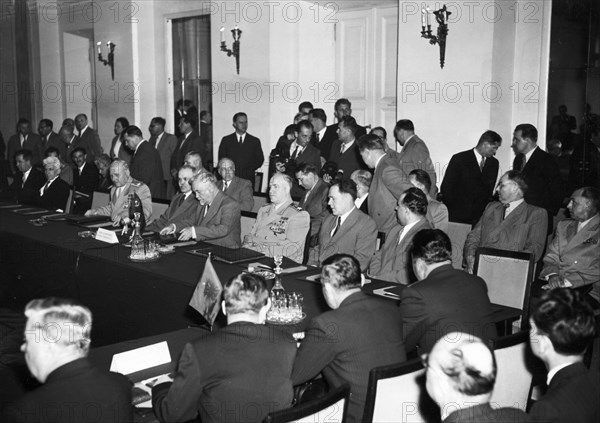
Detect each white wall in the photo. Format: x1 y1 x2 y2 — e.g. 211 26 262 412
397 0 551 180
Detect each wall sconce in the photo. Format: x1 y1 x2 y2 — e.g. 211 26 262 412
220 26 242 75
421 5 451 69
97 41 116 80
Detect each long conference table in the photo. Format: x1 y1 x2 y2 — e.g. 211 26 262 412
0 202 520 349
0 203 332 347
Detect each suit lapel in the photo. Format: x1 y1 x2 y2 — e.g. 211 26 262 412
331 209 359 242
203 192 223 223
567 215 600 248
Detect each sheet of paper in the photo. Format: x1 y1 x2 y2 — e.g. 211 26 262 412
281 266 309 274
95 228 119 244
110 341 171 375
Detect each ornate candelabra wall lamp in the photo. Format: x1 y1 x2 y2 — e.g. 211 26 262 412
97 41 116 80
220 26 242 74
421 5 451 69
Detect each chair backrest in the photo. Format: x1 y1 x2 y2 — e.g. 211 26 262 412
363 359 430 423
241 210 257 240
64 188 74 213
473 247 535 319
252 193 268 213
91 191 110 209
447 222 471 269
150 198 170 223
488 331 533 411
264 383 350 423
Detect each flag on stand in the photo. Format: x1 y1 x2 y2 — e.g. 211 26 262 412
189 255 223 327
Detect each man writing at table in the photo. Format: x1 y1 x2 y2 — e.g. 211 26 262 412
146 165 198 233
152 273 296 423
85 159 152 226
160 172 241 248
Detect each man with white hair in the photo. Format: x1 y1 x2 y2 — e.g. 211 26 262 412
85 159 152 226
425 333 527 422
216 158 254 211
37 155 70 211
7 298 132 422
161 172 241 248
243 173 310 263
152 273 296 423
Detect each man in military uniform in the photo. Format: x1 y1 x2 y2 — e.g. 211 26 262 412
243 173 310 263
85 160 152 226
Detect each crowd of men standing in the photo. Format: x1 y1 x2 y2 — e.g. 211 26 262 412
0 97 598 423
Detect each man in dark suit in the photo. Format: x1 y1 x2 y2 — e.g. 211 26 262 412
59 124 81 160
170 115 203 178
329 116 367 179
292 254 406 423
6 298 132 422
512 123 564 232
351 169 370 213
125 125 165 199
394 119 437 196
464 170 548 273
441 130 502 225
295 163 330 241
218 112 264 183
369 187 432 284
309 108 335 161
316 180 376 269
74 113 103 163
216 158 254 211
147 166 198 232
288 120 321 170
332 98 367 138
358 133 412 234
161 172 241 248
426 332 526 423
7 118 44 174
153 273 296 423
71 147 99 214
36 156 71 211
529 288 599 423
10 149 45 205
148 117 178 197
199 110 213 168
400 229 497 354
38 118 67 159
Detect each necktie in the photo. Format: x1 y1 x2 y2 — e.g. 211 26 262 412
502 203 510 220
21 135 27 147
291 146 299 160
239 136 243 145
479 156 486 172
177 195 185 208
340 144 346 155
396 226 406 245
203 204 209 217
316 133 320 143
223 181 228 192
515 154 526 171
43 136 47 147
22 173 27 188
331 216 342 237
114 187 122 203
41 181 50 196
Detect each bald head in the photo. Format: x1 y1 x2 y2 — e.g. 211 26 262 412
425 333 496 412
218 158 235 182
